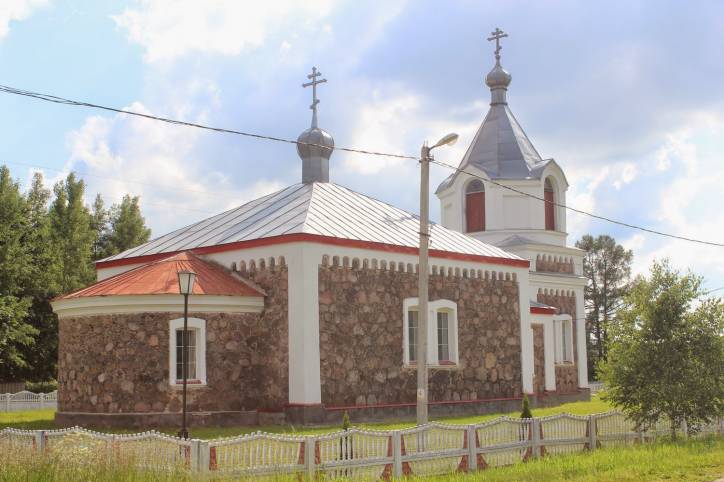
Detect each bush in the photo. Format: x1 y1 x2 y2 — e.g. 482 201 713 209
341 411 351 431
25 380 58 393
520 394 533 418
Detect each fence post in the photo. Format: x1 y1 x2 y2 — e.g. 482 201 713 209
467 425 477 471
198 441 210 473
3 394 9 412
305 437 316 478
392 431 402 478
39 393 44 410
587 415 596 450
190 439 200 472
35 430 46 453
682 419 688 439
531 418 541 459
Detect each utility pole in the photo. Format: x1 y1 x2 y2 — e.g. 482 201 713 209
416 133 458 426
417 142 431 425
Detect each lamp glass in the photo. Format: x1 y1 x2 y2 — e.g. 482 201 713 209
177 271 197 295
433 133 459 148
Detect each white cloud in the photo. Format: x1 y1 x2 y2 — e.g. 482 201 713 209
627 115 724 284
612 162 638 189
0 0 48 40
113 0 336 63
565 166 610 239
64 90 284 236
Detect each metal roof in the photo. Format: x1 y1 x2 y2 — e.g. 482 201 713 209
436 54 556 193
102 182 523 263
60 252 265 299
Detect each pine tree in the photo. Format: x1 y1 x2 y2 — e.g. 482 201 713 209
576 234 633 379
105 194 151 256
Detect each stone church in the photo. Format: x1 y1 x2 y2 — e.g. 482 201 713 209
52 34 589 427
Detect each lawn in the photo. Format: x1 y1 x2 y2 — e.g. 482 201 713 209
0 395 613 439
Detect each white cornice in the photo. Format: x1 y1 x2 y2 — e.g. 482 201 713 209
52 294 264 319
505 243 584 257
530 272 587 288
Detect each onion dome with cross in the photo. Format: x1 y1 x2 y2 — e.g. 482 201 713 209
485 27 512 105
297 66 335 183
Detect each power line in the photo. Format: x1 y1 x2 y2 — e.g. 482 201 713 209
0 84 416 161
1 83 723 247
703 286 724 295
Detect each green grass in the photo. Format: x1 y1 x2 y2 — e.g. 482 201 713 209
0 437 721 481
418 436 724 482
0 396 613 439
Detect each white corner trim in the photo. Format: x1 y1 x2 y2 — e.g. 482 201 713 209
168 317 207 386
52 294 264 318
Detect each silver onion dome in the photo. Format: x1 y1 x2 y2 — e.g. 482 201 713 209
485 63 512 90
297 126 334 162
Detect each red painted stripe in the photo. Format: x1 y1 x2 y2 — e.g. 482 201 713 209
96 233 531 270
325 395 527 411
285 403 324 408
530 307 557 315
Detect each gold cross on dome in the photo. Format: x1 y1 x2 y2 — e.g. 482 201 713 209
302 66 327 127
487 27 508 62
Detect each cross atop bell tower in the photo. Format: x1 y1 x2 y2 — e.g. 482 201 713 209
302 66 327 128
487 27 508 64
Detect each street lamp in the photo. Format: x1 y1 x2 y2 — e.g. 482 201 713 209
417 132 458 426
177 270 197 439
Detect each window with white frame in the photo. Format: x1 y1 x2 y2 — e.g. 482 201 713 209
407 309 419 363
403 299 458 366
169 318 207 385
553 315 574 364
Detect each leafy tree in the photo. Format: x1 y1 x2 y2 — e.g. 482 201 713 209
0 166 38 377
49 173 96 293
600 260 724 438
104 194 151 257
576 234 633 379
0 297 36 377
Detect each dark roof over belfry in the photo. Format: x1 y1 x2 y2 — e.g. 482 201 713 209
437 29 555 193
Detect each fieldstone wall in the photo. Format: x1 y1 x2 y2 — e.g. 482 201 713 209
532 325 545 394
58 264 289 416
535 255 574 274
537 290 579 394
318 259 522 407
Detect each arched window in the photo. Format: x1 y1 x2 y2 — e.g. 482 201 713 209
544 178 556 231
465 180 485 233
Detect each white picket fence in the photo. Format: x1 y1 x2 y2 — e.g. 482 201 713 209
588 381 605 393
0 411 721 479
0 391 57 412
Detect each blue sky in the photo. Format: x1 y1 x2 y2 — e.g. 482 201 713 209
1 0 724 292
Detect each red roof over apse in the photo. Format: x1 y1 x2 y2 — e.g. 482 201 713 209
56 252 264 300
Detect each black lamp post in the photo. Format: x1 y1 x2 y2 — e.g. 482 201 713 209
177 270 197 439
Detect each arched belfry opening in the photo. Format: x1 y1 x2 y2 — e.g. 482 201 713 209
544 177 556 231
465 180 485 233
